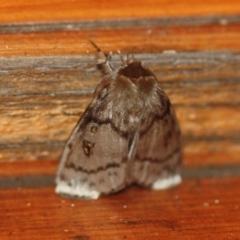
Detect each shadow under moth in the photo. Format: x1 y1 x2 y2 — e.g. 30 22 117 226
55 41 182 199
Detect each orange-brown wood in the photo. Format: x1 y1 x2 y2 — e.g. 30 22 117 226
1 177 240 239
0 1 240 239
0 23 240 57
0 160 57 177
0 31 239 165
1 0 240 23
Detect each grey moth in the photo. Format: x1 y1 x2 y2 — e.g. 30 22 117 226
55 42 182 199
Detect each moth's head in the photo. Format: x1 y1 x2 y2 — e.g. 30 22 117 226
119 58 154 80
117 57 157 95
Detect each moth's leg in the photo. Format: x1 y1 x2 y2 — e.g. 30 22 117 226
89 39 114 75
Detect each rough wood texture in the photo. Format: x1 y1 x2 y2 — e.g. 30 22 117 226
1 177 240 240
1 50 240 165
1 0 240 23
0 1 240 239
0 23 240 56
0 17 239 167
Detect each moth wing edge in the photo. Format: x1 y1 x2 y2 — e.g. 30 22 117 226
151 173 182 190
55 179 101 199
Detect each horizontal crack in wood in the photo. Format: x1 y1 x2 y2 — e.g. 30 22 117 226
0 15 240 33
1 165 240 188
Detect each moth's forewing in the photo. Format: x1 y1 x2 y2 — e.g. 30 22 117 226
55 85 129 199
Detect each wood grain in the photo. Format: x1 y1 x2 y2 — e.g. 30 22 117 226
0 160 56 177
1 177 240 240
0 23 240 56
0 50 239 165
1 0 240 23
0 1 240 239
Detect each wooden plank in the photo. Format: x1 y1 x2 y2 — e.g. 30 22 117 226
1 177 240 239
0 2 239 239
0 23 240 56
1 95 240 144
0 11 239 166
1 0 240 23
0 50 239 165
1 104 240 164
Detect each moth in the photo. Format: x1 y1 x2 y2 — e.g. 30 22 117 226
55 41 182 199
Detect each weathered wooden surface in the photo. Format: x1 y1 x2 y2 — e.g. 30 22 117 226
1 22 240 56
0 16 239 165
1 50 240 165
1 177 240 240
0 0 240 239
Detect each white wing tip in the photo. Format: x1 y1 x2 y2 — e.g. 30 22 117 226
151 174 182 190
55 180 100 200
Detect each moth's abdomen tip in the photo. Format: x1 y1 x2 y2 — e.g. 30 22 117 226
55 180 100 200
151 174 182 190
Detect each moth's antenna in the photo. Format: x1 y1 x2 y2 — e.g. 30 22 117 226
89 39 114 75
89 39 101 52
